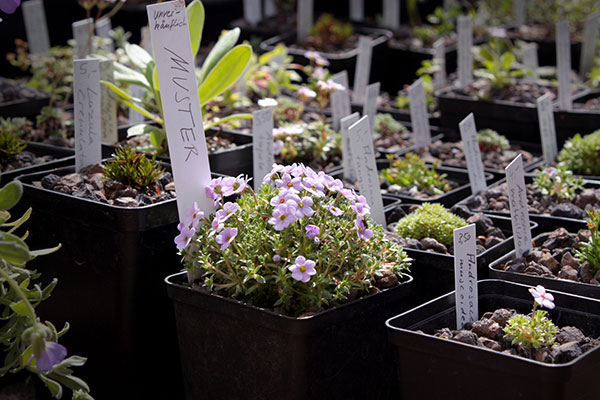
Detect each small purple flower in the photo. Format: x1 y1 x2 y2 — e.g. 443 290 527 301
0 0 21 14
304 51 329 66
209 217 224 236
338 188 357 202
29 341 67 373
288 256 317 282
184 202 204 229
355 217 373 241
268 202 297 231
206 177 224 201
216 202 240 222
542 167 558 179
275 173 303 192
274 140 284 155
325 203 344 217
175 225 196 250
215 227 238 250
231 174 249 194
302 177 325 197
298 87 317 100
313 66 326 80
351 202 370 217
270 190 294 207
295 196 314 218
273 254 281 262
529 285 555 309
220 176 237 197
306 224 320 240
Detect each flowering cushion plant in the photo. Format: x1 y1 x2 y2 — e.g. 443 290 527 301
176 164 411 317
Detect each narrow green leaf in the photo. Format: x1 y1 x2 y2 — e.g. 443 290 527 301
198 28 241 84
0 210 10 224
0 232 30 264
186 0 205 58
198 44 251 106
9 300 29 317
125 43 153 72
112 62 151 90
0 181 23 210
38 374 63 398
5 208 31 234
29 243 62 258
101 81 160 123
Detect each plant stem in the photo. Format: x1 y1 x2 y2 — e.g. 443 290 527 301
0 264 37 322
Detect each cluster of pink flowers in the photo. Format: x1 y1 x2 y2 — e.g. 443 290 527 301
305 51 330 67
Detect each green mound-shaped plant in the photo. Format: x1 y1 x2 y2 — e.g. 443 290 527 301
477 128 509 152
0 117 27 163
374 114 408 137
575 209 600 273
558 130 600 176
380 153 451 195
306 14 354 49
103 147 164 192
533 165 583 202
394 203 466 246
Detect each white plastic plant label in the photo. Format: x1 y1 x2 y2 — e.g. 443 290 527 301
457 15 473 88
331 87 352 131
348 116 386 228
141 26 152 53
147 0 214 219
129 85 146 125
243 0 262 26
409 78 432 149
522 42 539 81
72 18 94 59
536 93 558 165
331 70 350 90
341 112 360 183
433 38 446 89
99 60 118 144
252 108 274 190
458 113 487 195
352 36 373 105
21 0 50 54
382 0 400 30
505 154 533 257
556 20 572 111
349 0 364 21
74 59 102 172
513 0 525 27
362 82 380 134
95 17 114 52
297 0 313 41
453 223 478 330
264 0 276 17
579 12 600 79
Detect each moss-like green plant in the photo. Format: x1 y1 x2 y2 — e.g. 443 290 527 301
394 203 466 246
557 130 600 176
575 209 600 272
36 106 65 137
504 311 558 350
381 153 452 194
374 114 408 137
477 128 509 152
533 165 583 202
103 147 164 192
0 117 27 163
306 14 353 49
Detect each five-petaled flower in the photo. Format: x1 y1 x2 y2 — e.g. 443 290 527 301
268 202 297 231
529 285 555 309
184 202 204 229
355 217 373 241
175 225 196 251
29 341 67 373
305 224 320 240
216 227 238 250
289 256 317 282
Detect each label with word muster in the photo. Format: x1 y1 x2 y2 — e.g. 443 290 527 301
556 20 572 111
100 60 118 144
362 82 380 133
252 108 274 190
72 18 94 59
348 116 386 227
458 113 487 194
505 155 533 257
352 36 373 105
341 112 360 183
409 78 432 149
74 59 102 172
457 15 473 88
536 93 558 164
148 0 214 219
22 0 50 54
454 224 478 330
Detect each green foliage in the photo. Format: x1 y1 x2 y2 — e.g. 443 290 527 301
179 167 411 317
381 153 452 195
36 106 65 137
504 310 558 350
275 121 341 167
394 203 466 246
274 96 303 124
477 129 509 152
575 209 600 272
103 147 164 192
474 39 525 92
412 6 459 46
374 114 408 137
558 130 600 176
0 181 93 399
307 14 354 49
0 118 27 163
533 165 583 202
243 45 302 99
395 63 438 112
527 0 598 34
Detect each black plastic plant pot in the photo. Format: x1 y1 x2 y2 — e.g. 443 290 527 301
386 279 600 400
507 31 582 71
259 27 392 86
350 101 442 127
0 95 50 120
16 164 191 400
165 270 413 400
458 175 600 233
0 142 74 183
489 230 598 299
554 90 600 149
437 88 541 143
386 204 537 306
332 159 493 207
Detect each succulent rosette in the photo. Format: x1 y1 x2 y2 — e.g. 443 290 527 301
176 164 410 317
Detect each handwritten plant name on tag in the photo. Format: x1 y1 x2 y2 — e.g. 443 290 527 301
297 0 314 41
347 116 386 228
147 1 213 218
454 223 478 330
72 18 94 59
352 36 373 105
331 88 352 131
579 12 600 78
362 82 380 134
22 0 50 54
409 78 432 149
457 15 473 88
536 93 558 164
458 113 487 194
100 60 118 144
522 43 539 80
556 20 572 111
382 0 400 29
252 108 274 190
74 59 102 172
341 112 360 182
433 38 446 89
505 155 533 257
